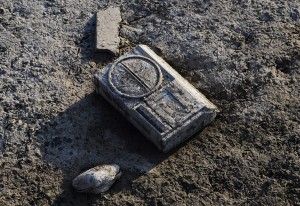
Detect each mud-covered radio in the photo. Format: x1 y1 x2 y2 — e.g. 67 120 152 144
95 45 218 152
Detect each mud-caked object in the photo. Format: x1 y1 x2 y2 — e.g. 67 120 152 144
72 164 121 194
94 45 218 152
96 7 121 54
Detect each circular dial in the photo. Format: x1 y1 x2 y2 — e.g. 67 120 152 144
108 55 162 98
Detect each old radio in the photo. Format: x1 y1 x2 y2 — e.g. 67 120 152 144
94 45 218 152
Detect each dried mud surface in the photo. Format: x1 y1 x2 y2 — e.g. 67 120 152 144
1 0 300 205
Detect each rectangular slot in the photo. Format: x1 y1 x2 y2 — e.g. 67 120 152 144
147 90 189 128
136 105 166 133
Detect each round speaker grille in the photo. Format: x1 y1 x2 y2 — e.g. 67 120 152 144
108 55 162 98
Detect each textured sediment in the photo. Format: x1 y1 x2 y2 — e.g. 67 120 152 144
0 0 299 205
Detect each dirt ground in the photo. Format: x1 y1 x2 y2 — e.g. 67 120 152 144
1 0 299 205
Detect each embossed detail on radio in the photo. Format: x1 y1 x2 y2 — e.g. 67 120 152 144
108 55 162 98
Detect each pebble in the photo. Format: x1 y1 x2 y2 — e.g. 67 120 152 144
72 164 121 194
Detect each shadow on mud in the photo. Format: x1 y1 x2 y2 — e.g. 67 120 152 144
38 92 169 205
36 12 171 205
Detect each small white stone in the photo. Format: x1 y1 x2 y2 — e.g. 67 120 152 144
72 164 121 194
